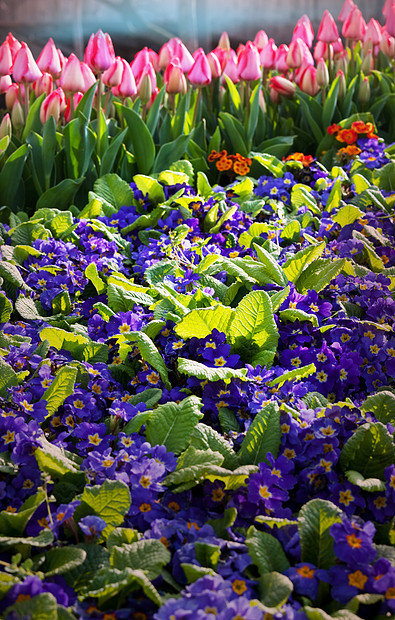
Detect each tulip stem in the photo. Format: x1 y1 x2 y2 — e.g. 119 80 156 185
24 84 30 123
192 87 201 128
96 73 103 156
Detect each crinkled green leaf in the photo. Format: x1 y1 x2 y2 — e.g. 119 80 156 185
123 330 170 389
253 243 288 286
238 402 281 466
298 499 342 569
190 423 239 469
145 396 203 454
345 470 386 492
177 357 247 383
258 572 293 611
5 592 58 620
282 242 326 283
85 263 106 295
268 363 316 388
246 526 290 575
295 257 346 294
77 480 131 539
40 546 86 576
339 422 395 480
41 365 78 416
175 305 235 340
111 538 170 580
278 309 319 326
360 391 395 425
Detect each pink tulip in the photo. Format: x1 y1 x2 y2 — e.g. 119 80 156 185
292 15 314 48
187 49 211 86
0 75 12 94
158 41 173 70
335 50 349 74
364 19 382 47
386 3 395 37
222 49 239 83
137 64 156 102
238 41 261 81
111 59 137 98
131 47 153 81
40 87 66 124
6 33 21 61
339 0 355 22
84 30 114 74
80 62 96 92
342 6 366 40
316 58 329 87
173 38 194 73
298 65 319 96
0 41 12 76
102 56 123 87
207 51 222 79
211 47 228 73
33 72 53 97
286 38 305 69
65 92 83 123
275 44 289 73
380 30 395 58
218 32 231 52
37 38 62 78
317 10 340 43
332 37 344 55
12 42 42 83
269 75 296 97
260 39 277 69
5 83 20 109
59 53 85 94
383 0 394 18
253 30 269 51
164 58 187 94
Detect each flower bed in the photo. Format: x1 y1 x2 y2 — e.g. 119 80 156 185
1 1 395 618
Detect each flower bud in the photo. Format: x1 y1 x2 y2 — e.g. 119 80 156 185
358 76 370 103
12 42 42 83
222 49 239 83
275 44 289 72
33 72 53 97
292 15 314 48
253 30 269 51
364 18 382 48
131 47 152 82
5 83 20 110
269 75 296 97
158 41 173 71
342 6 366 41
337 70 346 99
85 30 115 74
37 37 62 78
187 48 211 86
317 10 340 43
164 58 187 94
6 33 21 61
0 75 12 94
238 41 261 81
0 40 13 76
137 68 152 103
286 38 305 69
64 92 83 123
111 59 137 98
218 32 231 52
339 0 355 22
258 89 266 113
40 87 66 124
207 51 222 79
316 58 329 87
0 113 12 140
102 56 123 87
59 53 85 94
386 3 395 38
361 49 373 74
298 65 319 96
335 50 349 74
380 30 395 58
11 99 24 127
80 62 96 92
260 39 277 70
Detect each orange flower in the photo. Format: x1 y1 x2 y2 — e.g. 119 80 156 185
216 155 233 171
233 159 251 175
208 149 227 162
284 152 314 166
327 123 341 135
351 120 369 133
336 128 358 144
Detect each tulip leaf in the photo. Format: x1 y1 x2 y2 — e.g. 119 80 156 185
0 143 30 211
114 103 155 174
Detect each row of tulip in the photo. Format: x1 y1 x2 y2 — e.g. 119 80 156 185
0 0 395 213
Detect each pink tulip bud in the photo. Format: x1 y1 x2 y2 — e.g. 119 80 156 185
259 89 266 112
238 41 261 81
386 3 395 37
292 15 314 48
0 41 13 76
253 30 269 51
211 47 228 73
158 41 173 70
5 83 19 109
59 53 85 94
275 44 289 73
57 48 66 73
207 51 222 79
260 39 277 69
317 10 340 43
0 112 11 140
102 56 123 87
342 6 366 40
37 37 62 78
164 58 187 94
364 18 382 47
65 92 83 123
187 49 211 86
80 62 96 92
332 37 344 55
218 32 231 52
85 30 115 74
149 49 159 72
314 42 332 62
111 59 137 98
269 75 296 97
380 30 395 58
335 50 349 74
12 42 42 83
160 37 194 73
222 49 239 83
286 38 305 69
298 65 319 96
0 74 12 94
383 0 394 18
339 0 355 22
33 72 53 97
316 58 329 87
12 100 24 127
131 47 153 81
6 33 21 61
40 87 66 124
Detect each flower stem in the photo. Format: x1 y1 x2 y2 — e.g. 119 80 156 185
96 73 103 156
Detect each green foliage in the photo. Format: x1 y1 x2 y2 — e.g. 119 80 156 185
246 526 290 574
238 402 281 466
339 422 395 480
76 480 131 539
298 499 342 569
145 396 203 454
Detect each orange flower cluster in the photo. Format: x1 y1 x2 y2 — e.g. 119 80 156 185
327 120 377 144
283 152 314 167
208 149 252 176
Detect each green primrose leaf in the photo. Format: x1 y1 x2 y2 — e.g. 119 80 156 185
145 396 203 455
246 526 290 575
238 402 281 466
298 499 342 569
339 422 395 480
